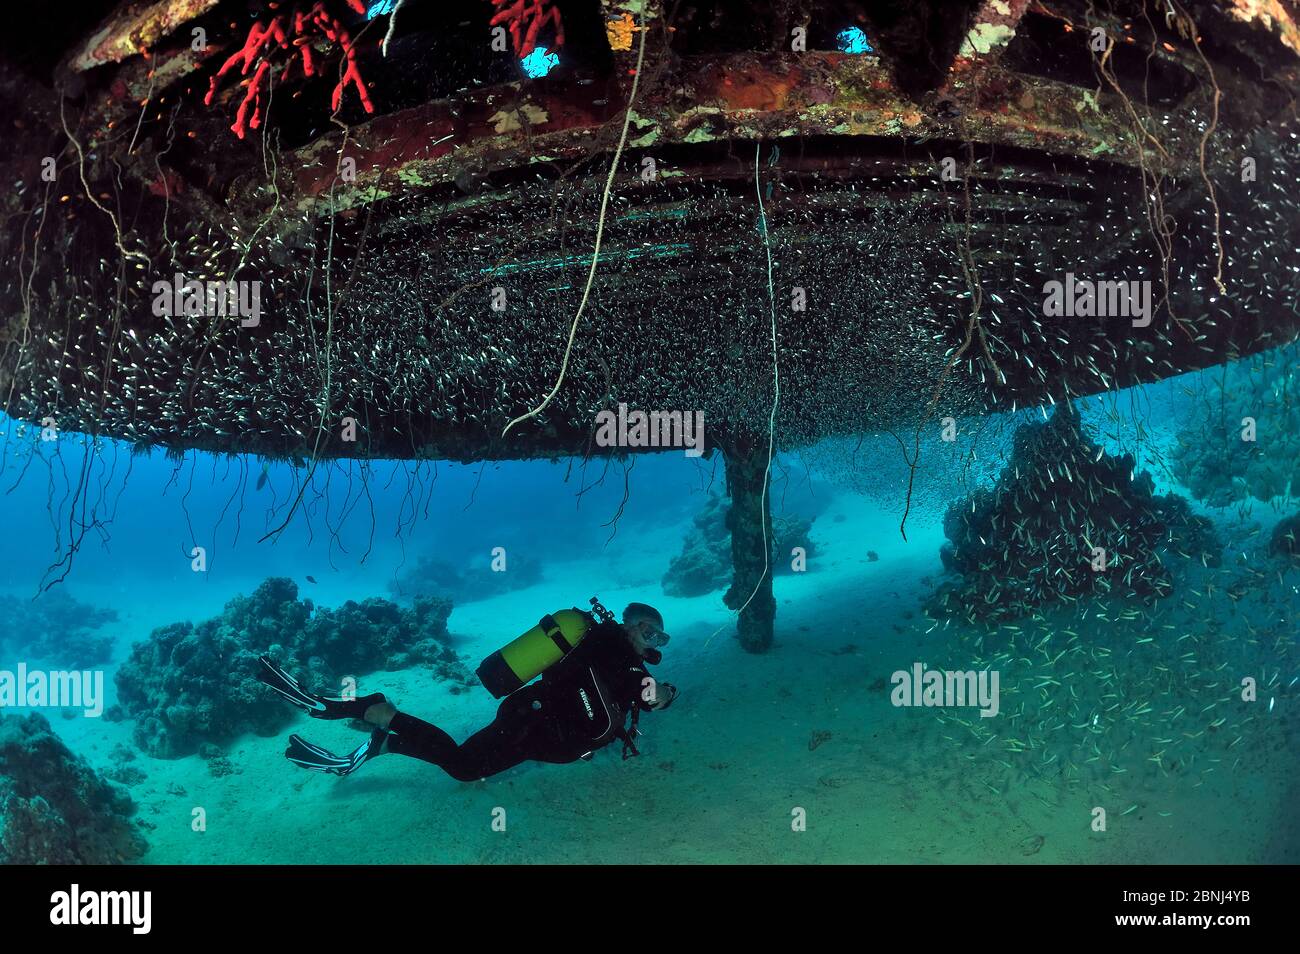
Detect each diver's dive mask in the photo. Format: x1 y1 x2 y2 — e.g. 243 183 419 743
640 624 671 649
635 622 669 665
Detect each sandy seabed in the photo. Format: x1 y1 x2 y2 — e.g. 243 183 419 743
26 490 1299 865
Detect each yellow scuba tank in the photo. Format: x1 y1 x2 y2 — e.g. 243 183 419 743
476 608 594 698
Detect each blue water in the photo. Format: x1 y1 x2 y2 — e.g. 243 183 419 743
0 359 1297 864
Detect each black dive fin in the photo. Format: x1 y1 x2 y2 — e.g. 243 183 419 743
258 656 327 715
257 656 386 721
285 731 387 777
285 734 352 770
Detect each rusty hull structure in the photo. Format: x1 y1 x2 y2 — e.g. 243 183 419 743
0 1 1296 454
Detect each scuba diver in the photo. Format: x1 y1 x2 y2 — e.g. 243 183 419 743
258 599 677 781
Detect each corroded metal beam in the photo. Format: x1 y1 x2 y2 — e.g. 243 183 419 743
61 0 219 74
274 51 1162 216
932 0 1031 110
953 0 1034 68
81 41 221 143
36 0 1286 240
1223 0 1300 55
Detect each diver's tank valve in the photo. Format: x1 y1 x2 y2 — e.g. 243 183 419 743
588 596 616 624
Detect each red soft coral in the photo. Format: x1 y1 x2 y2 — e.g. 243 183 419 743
204 0 373 139
488 0 565 57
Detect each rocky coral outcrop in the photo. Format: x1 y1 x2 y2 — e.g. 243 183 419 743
388 551 542 604
930 405 1221 624
662 493 816 598
0 712 147 864
115 578 471 758
1171 348 1300 506
0 588 117 667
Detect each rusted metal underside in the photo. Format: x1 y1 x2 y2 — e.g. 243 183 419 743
1 0 1299 463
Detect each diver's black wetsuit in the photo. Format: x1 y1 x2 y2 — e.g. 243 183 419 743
385 621 656 781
